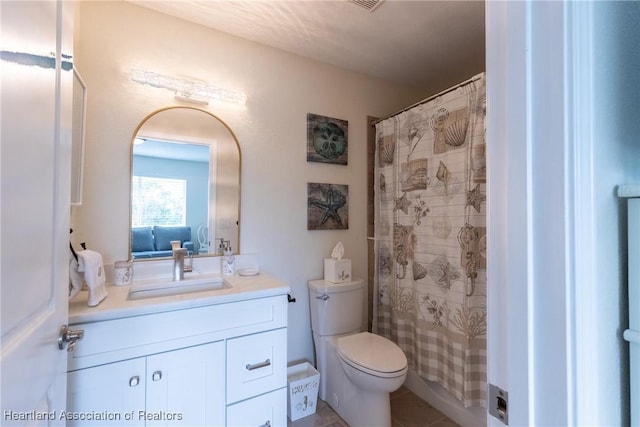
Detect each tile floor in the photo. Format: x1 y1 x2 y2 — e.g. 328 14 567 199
287 386 459 427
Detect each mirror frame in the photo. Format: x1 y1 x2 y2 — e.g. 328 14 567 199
128 105 242 261
71 67 87 206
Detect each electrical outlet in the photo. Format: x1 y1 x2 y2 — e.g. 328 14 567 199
488 383 509 425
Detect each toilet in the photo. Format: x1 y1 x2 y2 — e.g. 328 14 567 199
308 278 408 427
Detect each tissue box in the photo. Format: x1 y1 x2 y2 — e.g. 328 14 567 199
324 258 352 283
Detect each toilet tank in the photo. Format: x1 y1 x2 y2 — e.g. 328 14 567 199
308 278 363 336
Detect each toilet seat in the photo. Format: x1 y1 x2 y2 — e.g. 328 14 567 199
337 332 407 378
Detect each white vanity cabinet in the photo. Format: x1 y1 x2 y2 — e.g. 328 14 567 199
67 341 224 427
67 293 288 426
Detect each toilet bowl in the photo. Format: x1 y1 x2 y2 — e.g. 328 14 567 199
336 332 408 426
308 279 408 427
338 332 408 393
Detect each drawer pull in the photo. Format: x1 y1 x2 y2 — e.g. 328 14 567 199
258 421 271 427
129 376 139 387
245 359 271 371
152 371 162 381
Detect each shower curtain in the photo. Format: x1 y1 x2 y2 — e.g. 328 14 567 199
373 73 486 408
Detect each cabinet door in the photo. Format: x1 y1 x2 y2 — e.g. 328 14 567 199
226 388 287 427
67 358 146 426
146 341 225 427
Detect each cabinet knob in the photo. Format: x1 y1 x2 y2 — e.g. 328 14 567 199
152 370 162 381
245 359 271 371
129 376 139 387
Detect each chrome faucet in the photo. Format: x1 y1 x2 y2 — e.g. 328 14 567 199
173 248 187 281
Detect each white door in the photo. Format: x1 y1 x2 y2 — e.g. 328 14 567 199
1 1 73 425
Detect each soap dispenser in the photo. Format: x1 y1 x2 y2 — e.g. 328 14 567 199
221 247 235 276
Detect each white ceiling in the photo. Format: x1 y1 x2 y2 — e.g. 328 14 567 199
129 0 485 93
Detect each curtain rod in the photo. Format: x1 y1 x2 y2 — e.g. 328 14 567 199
370 73 484 126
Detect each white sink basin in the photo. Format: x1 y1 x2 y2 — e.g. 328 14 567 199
128 275 231 300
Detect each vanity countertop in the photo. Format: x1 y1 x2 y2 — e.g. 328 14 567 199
68 272 290 324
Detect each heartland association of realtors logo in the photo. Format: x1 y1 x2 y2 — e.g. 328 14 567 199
3 410 183 422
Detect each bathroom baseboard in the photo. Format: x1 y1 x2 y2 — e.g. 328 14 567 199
403 369 487 427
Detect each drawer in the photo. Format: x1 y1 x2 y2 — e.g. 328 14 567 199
226 387 287 427
226 328 287 404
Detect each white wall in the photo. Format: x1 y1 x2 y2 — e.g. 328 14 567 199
486 1 531 424
72 1 422 364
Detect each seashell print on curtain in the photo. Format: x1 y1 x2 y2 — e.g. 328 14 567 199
373 73 486 408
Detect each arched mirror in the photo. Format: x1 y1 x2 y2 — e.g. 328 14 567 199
129 106 240 260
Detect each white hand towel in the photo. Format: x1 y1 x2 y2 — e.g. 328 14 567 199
69 253 83 300
77 249 107 307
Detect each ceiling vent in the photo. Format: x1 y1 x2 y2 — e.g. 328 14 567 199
348 0 385 13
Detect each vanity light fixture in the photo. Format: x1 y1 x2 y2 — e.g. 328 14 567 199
130 68 247 106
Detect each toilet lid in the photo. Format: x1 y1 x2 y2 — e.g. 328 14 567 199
337 332 407 377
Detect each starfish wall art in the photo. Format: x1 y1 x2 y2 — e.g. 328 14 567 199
307 182 349 230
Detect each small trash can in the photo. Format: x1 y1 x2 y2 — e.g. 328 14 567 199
287 362 320 421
